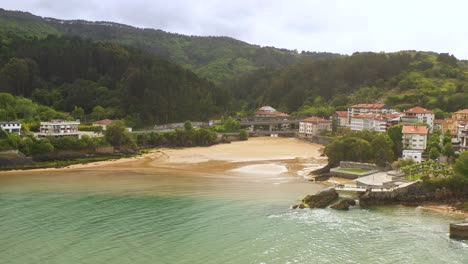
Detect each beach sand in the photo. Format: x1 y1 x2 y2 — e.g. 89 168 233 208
0 137 327 177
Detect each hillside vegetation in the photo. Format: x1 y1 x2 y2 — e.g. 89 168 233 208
0 8 339 84
226 51 468 117
0 32 230 127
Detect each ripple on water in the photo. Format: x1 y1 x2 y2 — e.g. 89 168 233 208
0 182 468 263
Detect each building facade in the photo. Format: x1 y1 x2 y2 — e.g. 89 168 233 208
0 121 21 135
299 117 332 136
347 104 395 125
402 125 428 151
333 111 349 127
37 120 80 138
403 106 434 130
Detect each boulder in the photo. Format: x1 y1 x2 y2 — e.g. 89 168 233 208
330 198 356 210
299 188 338 209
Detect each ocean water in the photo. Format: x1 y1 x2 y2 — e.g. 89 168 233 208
0 170 467 264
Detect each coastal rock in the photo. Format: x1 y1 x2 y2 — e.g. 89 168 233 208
330 199 356 210
299 188 338 209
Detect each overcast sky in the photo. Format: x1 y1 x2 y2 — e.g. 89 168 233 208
3 0 468 58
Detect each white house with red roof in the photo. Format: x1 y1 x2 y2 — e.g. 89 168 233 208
402 125 429 162
299 117 331 136
333 111 349 127
403 106 434 130
347 104 395 122
92 119 114 130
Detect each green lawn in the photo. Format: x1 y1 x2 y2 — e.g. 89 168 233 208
333 168 373 174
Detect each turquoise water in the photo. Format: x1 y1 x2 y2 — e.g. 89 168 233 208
0 171 467 264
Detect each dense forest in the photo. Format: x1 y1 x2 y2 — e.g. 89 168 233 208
0 9 339 84
226 51 468 117
0 32 230 127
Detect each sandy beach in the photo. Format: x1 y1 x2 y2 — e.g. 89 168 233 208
0 137 327 177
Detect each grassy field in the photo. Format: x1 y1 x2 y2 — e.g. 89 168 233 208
333 168 373 174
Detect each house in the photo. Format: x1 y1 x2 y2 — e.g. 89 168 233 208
347 104 395 125
402 125 429 162
453 109 468 121
349 113 400 133
299 117 332 136
0 121 21 135
37 120 80 138
333 111 349 127
92 119 114 131
433 119 443 131
403 106 434 130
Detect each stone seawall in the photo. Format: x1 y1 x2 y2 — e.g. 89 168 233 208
359 182 424 206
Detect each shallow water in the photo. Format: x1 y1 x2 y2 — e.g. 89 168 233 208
0 170 467 264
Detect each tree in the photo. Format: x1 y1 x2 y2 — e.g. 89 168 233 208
184 120 193 131
72 106 85 120
371 134 394 167
222 116 240 132
239 129 248 140
90 105 106 121
442 142 455 158
387 124 403 158
104 121 134 148
31 139 54 156
454 151 468 178
429 147 440 160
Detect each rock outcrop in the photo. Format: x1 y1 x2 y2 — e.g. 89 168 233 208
293 188 338 209
330 198 356 210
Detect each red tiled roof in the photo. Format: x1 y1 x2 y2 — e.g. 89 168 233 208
353 113 379 119
434 119 444 124
455 109 468 114
402 125 428 135
404 106 433 114
93 119 114 125
302 117 330 123
335 111 348 117
349 104 386 109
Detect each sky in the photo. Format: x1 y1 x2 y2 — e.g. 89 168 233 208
2 0 468 59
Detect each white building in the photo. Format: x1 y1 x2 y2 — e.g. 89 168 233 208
403 106 434 130
0 121 21 135
348 104 395 125
37 120 80 138
350 113 387 132
402 150 423 163
402 125 428 151
333 111 349 127
299 117 332 136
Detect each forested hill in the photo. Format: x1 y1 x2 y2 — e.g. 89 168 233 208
227 51 468 118
0 8 339 84
0 32 231 127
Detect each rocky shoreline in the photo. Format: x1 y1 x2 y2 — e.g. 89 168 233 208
292 188 357 211
292 183 468 216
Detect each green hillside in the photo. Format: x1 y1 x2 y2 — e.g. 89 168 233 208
0 8 339 84
0 32 231 127
226 51 468 117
